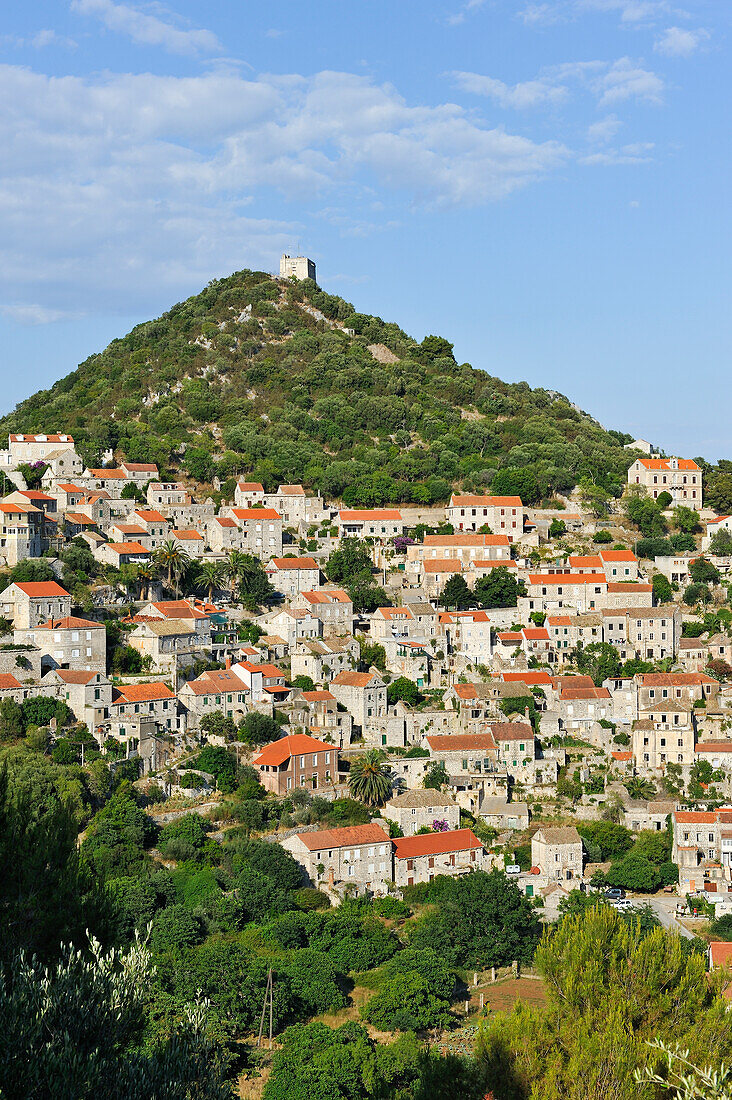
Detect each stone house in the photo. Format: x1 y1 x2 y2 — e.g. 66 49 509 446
478 797 530 831
16 615 106 674
45 668 113 732
671 809 732 892
381 788 460 836
282 822 391 890
178 668 250 728
437 610 492 664
218 508 283 558
531 826 584 884
337 508 404 539
253 733 341 796
447 494 523 539
290 637 360 685
265 556 320 598
288 689 353 747
393 828 486 887
234 481 265 508
293 589 353 635
627 456 702 505
330 670 387 731
1 582 72 629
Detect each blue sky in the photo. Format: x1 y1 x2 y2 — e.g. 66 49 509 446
1 0 729 457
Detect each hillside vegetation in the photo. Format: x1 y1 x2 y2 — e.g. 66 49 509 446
0 270 636 506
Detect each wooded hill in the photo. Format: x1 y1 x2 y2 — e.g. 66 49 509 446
0 269 636 506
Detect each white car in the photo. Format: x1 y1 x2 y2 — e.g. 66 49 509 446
611 898 633 911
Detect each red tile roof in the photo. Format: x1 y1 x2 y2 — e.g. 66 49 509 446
528 573 607 586
636 457 700 471
231 508 281 520
424 533 510 546
105 542 150 555
37 616 102 630
133 509 167 522
301 690 336 702
450 494 522 507
502 671 552 685
253 733 337 767
394 828 483 858
600 550 638 562
270 556 318 570
237 481 264 491
294 823 389 851
10 433 73 443
331 670 378 688
426 732 497 752
51 669 99 684
12 582 70 597
490 721 533 741
0 674 22 691
116 682 175 703
710 943 732 968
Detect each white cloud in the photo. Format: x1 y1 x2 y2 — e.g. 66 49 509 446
592 57 664 105
447 0 489 25
451 70 568 108
70 0 222 56
32 29 78 49
0 64 569 318
519 0 678 26
655 26 709 56
580 140 654 164
1 304 82 324
587 114 622 143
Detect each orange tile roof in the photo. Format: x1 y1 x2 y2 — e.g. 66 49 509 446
51 669 99 684
14 489 54 501
710 943 732 968
215 517 237 527
502 671 552 685
394 828 483 858
116 682 175 703
87 468 124 478
294 822 389 851
639 673 716 686
278 484 306 495
339 509 403 521
498 632 523 642
561 685 611 700
551 675 595 688
56 483 85 492
231 507 281 520
253 733 336 767
0 674 22 691
270 556 318 570
237 481 264 491
65 513 95 525
10 433 73 442
37 616 102 630
696 742 732 753
112 524 147 534
547 615 572 625
529 573 607 586
450 494 522 506
422 559 463 574
426 732 498 752
438 610 490 623
12 582 70 597
490 721 533 741
600 550 638 562
331 670 378 688
611 751 633 761
173 528 204 540
105 542 150 554
568 555 603 568
636 457 700 471
423 533 510 546
134 509 167 522
121 462 158 472
472 558 517 568
523 628 550 640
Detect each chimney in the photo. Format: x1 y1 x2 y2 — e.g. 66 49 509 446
225 656 231 670
328 868 335 887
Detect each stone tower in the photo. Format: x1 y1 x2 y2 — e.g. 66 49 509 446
279 254 316 282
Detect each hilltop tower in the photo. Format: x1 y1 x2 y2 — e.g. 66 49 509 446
279 254 316 282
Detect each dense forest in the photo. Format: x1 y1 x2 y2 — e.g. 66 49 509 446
0 269 643 506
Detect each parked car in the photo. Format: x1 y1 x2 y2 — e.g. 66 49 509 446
611 898 633 911
604 887 626 900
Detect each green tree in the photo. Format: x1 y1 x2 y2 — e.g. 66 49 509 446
573 641 622 686
386 677 423 707
361 971 451 1032
410 870 541 969
652 573 673 603
674 506 701 534
439 574 472 610
239 711 281 746
606 853 661 892
690 558 720 585
348 751 392 807
474 567 526 609
549 518 567 538
153 539 190 596
422 761 450 791
196 560 226 603
476 906 732 1100
0 698 24 741
0 935 233 1100
710 528 732 555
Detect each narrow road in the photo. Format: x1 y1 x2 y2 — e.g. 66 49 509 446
640 895 695 939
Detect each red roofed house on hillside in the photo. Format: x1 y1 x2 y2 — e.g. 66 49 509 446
265 556 321 598
15 615 107 673
438 609 493 664
106 681 181 745
282 821 391 891
671 808 732 892
447 493 523 539
393 828 486 887
337 509 404 539
628 455 702 505
292 589 354 635
330 669 387 733
289 689 353 747
219 507 283 558
234 481 265 508
97 541 151 567
230 660 289 704
253 733 341 796
1 581 72 629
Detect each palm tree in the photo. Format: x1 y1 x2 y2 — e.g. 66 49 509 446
348 750 393 807
197 560 226 603
154 540 191 597
225 550 248 600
